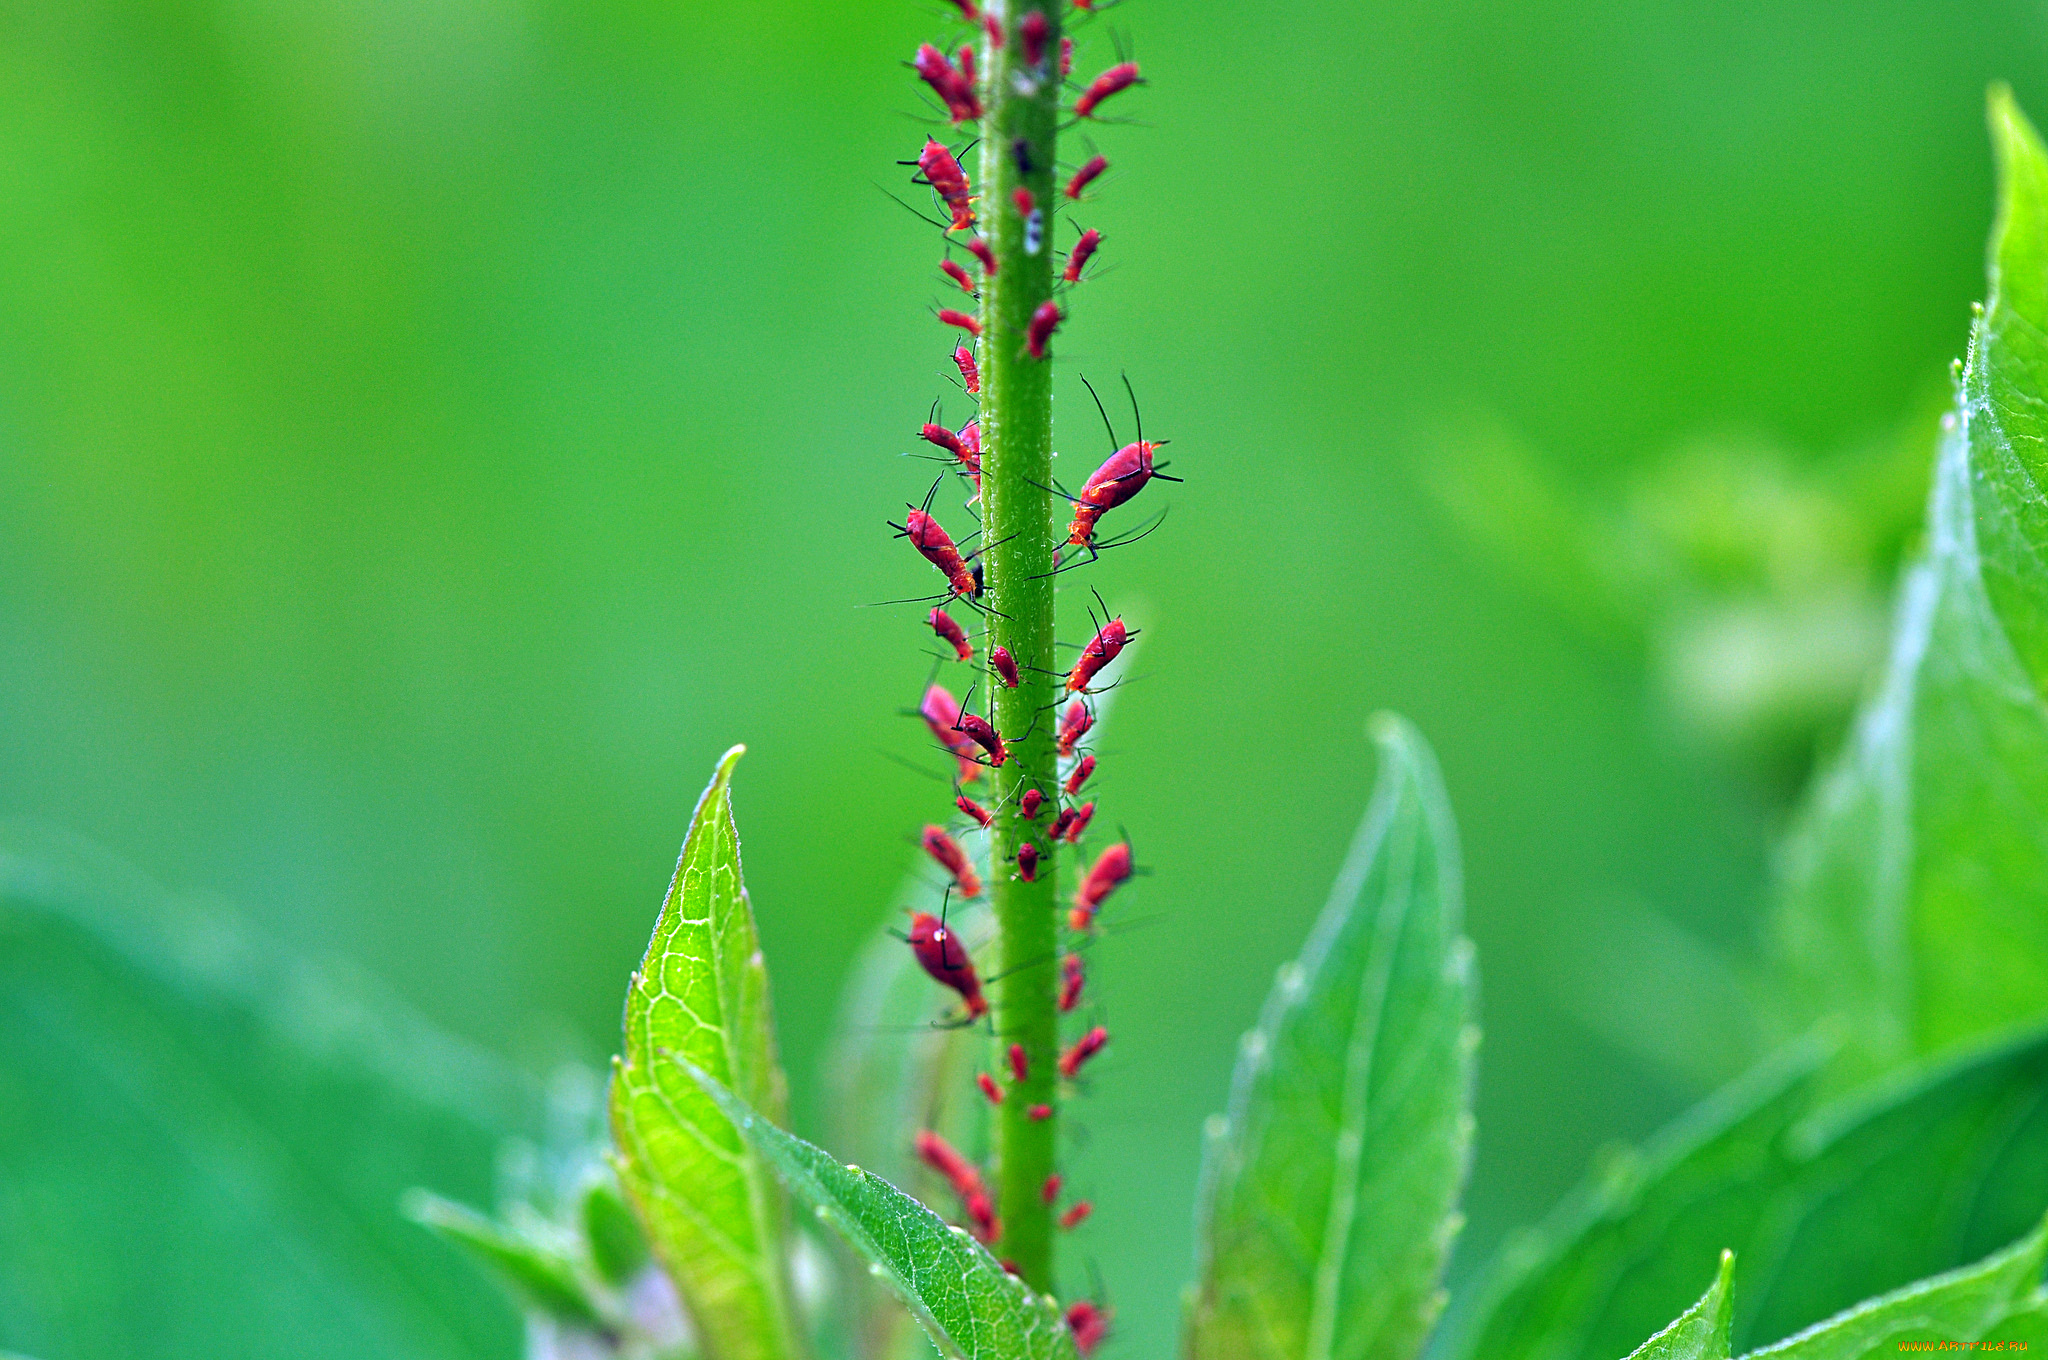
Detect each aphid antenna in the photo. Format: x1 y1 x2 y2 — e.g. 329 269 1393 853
1079 374 1122 453
1088 505 1172 550
876 183 954 234
1022 472 1079 503
877 747 953 784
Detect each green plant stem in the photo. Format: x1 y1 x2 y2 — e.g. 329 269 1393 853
976 0 1064 1294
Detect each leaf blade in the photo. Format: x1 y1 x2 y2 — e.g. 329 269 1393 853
681 1058 1081 1360
608 745 803 1360
1770 88 2048 1072
1187 714 1476 1360
1628 1253 1734 1360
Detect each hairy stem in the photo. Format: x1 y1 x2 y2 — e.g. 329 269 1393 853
977 0 1064 1293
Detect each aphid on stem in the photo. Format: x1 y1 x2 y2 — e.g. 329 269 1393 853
982 12 1005 48
1021 11 1049 68
930 606 973 661
955 788 994 828
912 43 983 122
1009 1042 1030 1082
915 1129 998 1241
1073 61 1141 119
915 139 976 233
1058 699 1094 756
1016 840 1041 881
1070 840 1132 929
938 308 982 336
941 258 977 293
890 480 981 601
1060 1026 1109 1078
1066 1300 1109 1357
1063 228 1101 284
1064 754 1096 795
1060 1200 1094 1230
966 236 998 275
978 1072 1004 1104
991 645 1020 688
922 825 984 898
1063 800 1096 844
1042 1173 1063 1204
1027 301 1063 359
1067 614 1135 693
1020 787 1046 819
1065 155 1108 200
1060 953 1085 1011
952 344 981 394
1059 35 1074 77
921 682 986 782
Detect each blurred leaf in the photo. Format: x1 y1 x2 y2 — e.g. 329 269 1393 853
1738 1215 2048 1359
609 745 804 1360
581 1178 652 1288
1452 1025 2048 1360
1627 1253 1733 1360
1771 89 2048 1071
0 822 531 1359
679 1059 1079 1360
405 1189 602 1325
1186 715 1476 1360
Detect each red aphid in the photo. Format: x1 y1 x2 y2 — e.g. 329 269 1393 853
938 308 982 336
922 684 986 782
1066 1301 1109 1357
1063 800 1095 844
1058 699 1094 756
1020 787 1046 819
1048 807 1077 841
919 421 981 485
1063 228 1101 284
1065 616 1131 692
953 344 981 395
1069 840 1131 928
1060 1025 1109 1078
955 710 1008 767
958 44 976 83
1009 1042 1029 1082
1020 11 1049 67
1027 1103 1053 1121
978 1072 1004 1104
1016 840 1040 881
1027 301 1062 359
1042 1172 1063 1204
1065 154 1107 200
930 607 974 662
1064 753 1096 795
991 645 1020 688
921 825 985 899
1060 1200 1094 1230
918 140 976 233
1067 440 1168 547
982 11 1005 47
956 790 994 829
942 258 977 293
914 43 983 122
1059 953 1085 1012
1073 61 1140 118
966 236 998 275
907 907 985 1014
900 506 978 598
946 0 980 20
916 1130 999 1241
1013 186 1036 217
1060 35 1074 77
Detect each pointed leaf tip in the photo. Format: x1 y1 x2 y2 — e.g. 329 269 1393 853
1623 1252 1734 1360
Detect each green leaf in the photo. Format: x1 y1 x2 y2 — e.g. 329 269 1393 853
1186 714 1477 1360
1628 1253 1734 1360
609 744 804 1360
404 1190 601 1325
1451 1025 2048 1360
1744 1215 2048 1359
1769 88 2048 1072
0 821 531 1359
580 1177 651 1287
679 1058 1081 1360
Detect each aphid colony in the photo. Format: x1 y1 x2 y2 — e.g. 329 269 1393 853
882 2 1156 1350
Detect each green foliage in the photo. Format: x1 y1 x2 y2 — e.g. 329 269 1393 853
1187 716 1476 1360
405 1190 601 1325
680 1059 1081 1360
1771 89 2048 1073
609 745 804 1360
1627 1254 1734 1360
0 823 528 1359
1453 1025 2048 1360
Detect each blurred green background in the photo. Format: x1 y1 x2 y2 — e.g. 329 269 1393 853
3 0 2044 1352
